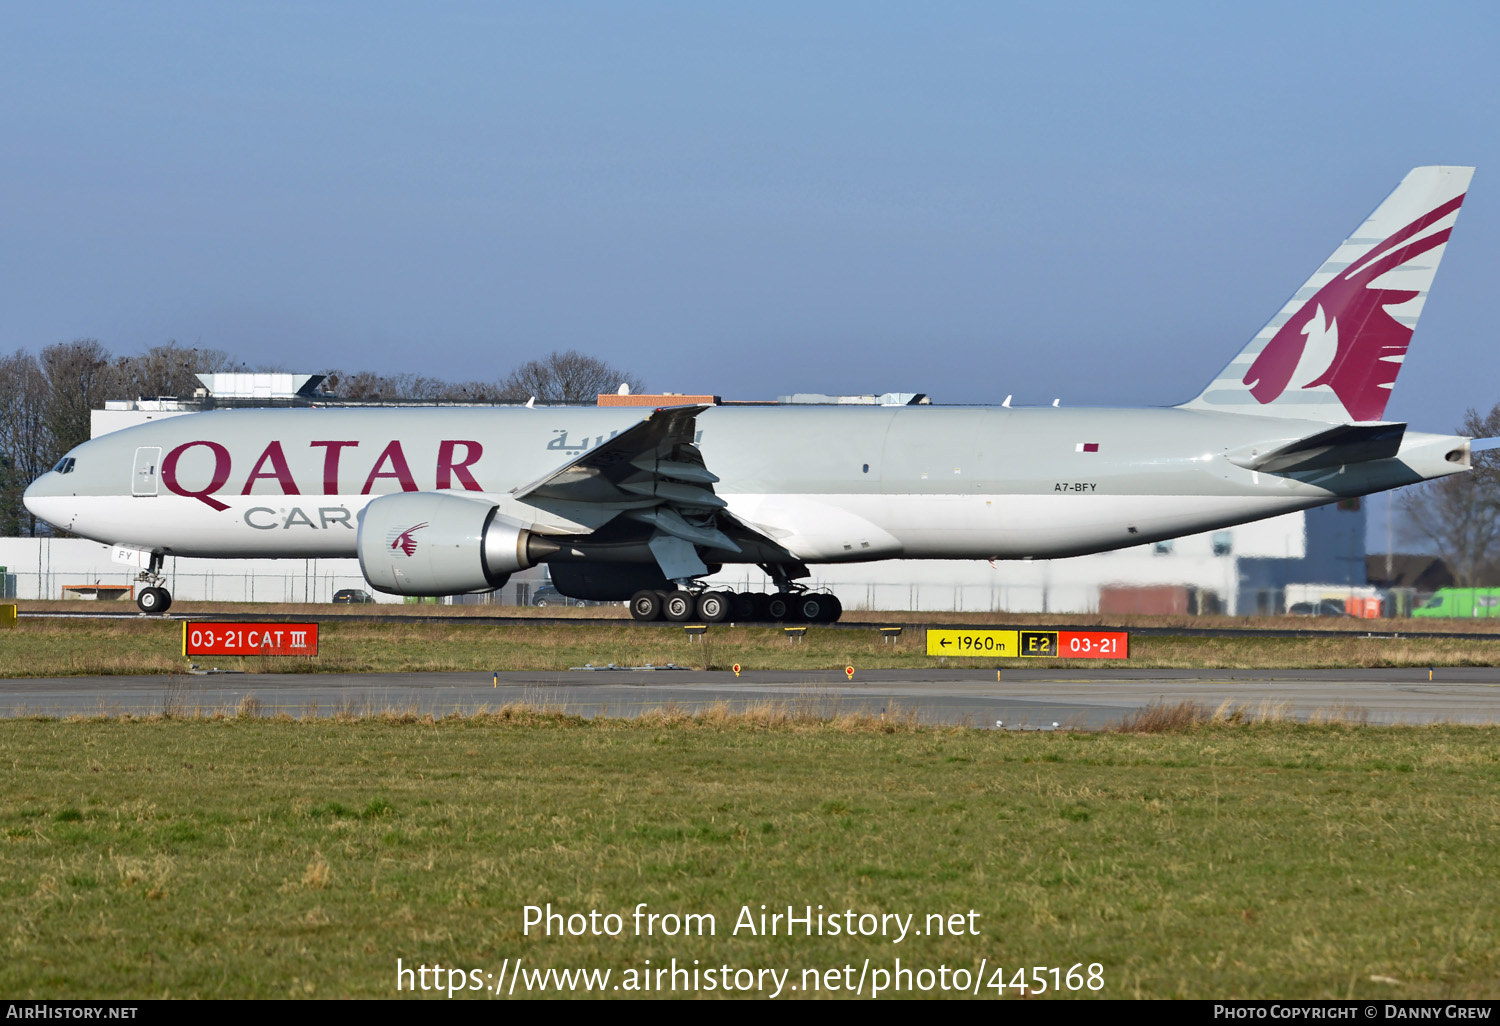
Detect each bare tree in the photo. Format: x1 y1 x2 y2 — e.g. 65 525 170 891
323 355 631 404
110 341 236 400
499 350 645 403
1399 403 1500 586
40 338 114 469
0 349 50 535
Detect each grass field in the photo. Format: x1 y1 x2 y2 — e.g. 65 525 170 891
1 711 1497 999
4 610 1500 678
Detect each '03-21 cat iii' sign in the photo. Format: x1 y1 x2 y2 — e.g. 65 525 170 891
182 622 319 657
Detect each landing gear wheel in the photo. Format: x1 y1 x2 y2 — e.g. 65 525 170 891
823 594 843 623
766 593 795 622
629 589 664 622
137 587 171 615
796 593 828 623
730 591 759 621
696 591 731 623
663 590 696 621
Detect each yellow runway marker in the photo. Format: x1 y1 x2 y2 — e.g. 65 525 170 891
926 629 1019 657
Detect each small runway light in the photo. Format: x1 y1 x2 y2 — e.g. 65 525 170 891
492 671 498 688
845 665 855 680
732 663 741 678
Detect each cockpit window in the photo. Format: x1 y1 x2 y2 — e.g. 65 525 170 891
52 457 75 475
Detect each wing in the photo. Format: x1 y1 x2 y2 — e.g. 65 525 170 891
513 405 796 579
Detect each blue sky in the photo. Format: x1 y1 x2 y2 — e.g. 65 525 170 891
3 0 1496 437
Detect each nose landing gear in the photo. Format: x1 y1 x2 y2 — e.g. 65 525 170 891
133 552 172 614
136 586 172 614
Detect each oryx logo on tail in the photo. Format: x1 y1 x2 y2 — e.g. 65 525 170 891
388 523 428 557
1183 166 1473 423
1242 194 1465 421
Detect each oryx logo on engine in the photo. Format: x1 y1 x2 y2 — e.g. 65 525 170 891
388 523 429 557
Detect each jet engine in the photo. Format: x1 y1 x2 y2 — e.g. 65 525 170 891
357 492 551 596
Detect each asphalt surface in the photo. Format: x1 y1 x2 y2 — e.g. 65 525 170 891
5 667 1500 727
21 609 1500 641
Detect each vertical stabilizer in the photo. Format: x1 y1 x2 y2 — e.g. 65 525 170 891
1182 166 1472 422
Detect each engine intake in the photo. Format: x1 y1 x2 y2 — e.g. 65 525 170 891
357 492 547 596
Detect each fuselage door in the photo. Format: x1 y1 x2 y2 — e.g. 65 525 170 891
132 447 162 497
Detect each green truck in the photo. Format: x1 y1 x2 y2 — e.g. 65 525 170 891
1412 588 1500 618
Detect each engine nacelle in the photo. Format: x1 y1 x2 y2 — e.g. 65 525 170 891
357 492 541 596
548 561 673 601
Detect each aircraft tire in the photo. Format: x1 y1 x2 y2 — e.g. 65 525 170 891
629 589 664 622
796 594 827 623
663 590 696 621
137 587 170 615
765 593 795 622
750 592 772 620
823 594 843 623
696 591 731 623
730 591 758 621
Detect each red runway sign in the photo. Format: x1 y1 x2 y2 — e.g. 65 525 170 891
182 622 319 657
1056 631 1129 659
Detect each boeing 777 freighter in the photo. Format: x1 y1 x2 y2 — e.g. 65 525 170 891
24 167 1480 622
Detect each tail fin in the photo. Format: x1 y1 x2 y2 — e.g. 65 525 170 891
1182 166 1473 422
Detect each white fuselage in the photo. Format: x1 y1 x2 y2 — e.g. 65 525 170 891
23 404 1468 564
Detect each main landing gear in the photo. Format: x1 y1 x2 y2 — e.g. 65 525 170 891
628 588 843 624
134 553 172 615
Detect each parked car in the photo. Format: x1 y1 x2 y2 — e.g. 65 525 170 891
333 589 375 604
1287 599 1350 617
530 585 612 607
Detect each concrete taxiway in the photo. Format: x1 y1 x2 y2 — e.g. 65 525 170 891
3 667 1499 727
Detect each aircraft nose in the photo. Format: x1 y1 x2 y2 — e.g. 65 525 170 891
23 472 71 529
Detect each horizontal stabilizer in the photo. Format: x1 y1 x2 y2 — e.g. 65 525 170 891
1228 422 1406 473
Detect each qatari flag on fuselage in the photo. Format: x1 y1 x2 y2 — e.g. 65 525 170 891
1075 443 1099 452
